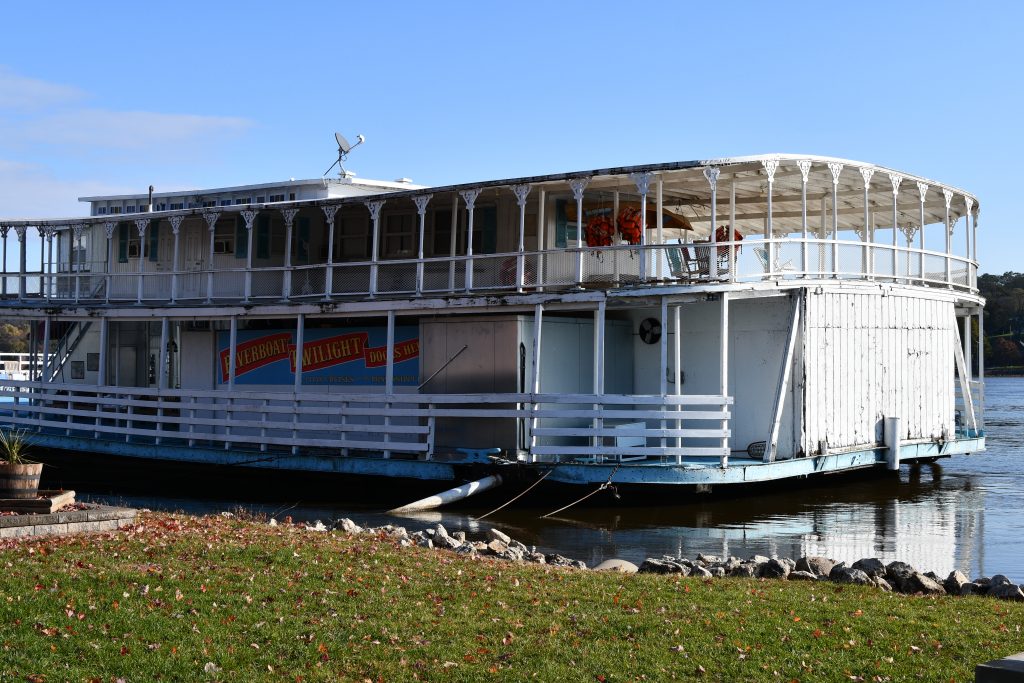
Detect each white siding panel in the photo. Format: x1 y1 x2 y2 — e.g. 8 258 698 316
803 290 954 452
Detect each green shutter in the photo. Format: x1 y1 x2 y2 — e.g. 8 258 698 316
555 200 568 248
480 206 497 255
296 217 310 263
256 215 270 259
234 216 247 258
148 219 160 262
118 223 128 263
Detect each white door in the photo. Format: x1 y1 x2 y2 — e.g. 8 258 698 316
181 223 207 299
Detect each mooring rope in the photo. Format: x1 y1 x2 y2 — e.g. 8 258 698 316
539 464 620 519
473 469 552 521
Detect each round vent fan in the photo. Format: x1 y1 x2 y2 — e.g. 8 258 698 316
638 317 662 345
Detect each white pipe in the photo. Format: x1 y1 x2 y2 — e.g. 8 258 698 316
388 475 503 514
884 416 901 471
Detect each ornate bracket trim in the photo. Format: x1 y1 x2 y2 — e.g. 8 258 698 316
411 194 433 215
104 222 117 240
510 184 531 208
365 200 386 221
631 172 653 196
900 225 919 243
168 215 184 236
569 177 590 202
942 188 954 209
702 167 720 192
827 162 844 186
72 223 85 239
240 209 258 230
280 208 299 229
859 166 875 187
964 196 974 217
796 159 812 184
762 158 780 183
0 225 8 239
888 173 903 195
203 212 221 232
916 182 929 202
36 226 45 239
14 226 27 241
134 219 149 238
321 205 339 225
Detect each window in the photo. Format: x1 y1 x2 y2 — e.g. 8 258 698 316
234 198 249 205
219 199 232 207
256 196 265 204
288 192 296 201
213 221 234 254
256 214 270 259
432 210 455 256
72 232 90 270
169 203 184 211
339 214 368 261
97 207 108 215
268 194 285 203
126 205 137 214
109 206 122 215
383 213 415 257
155 203 167 211
202 200 216 208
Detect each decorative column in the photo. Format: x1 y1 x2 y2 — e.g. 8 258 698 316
965 197 975 289
888 173 902 281
656 177 664 279
631 172 653 280
797 160 812 276
459 189 481 291
728 179 737 281
72 224 85 303
763 158 779 277
240 209 257 302
0 225 7 297
942 188 954 287
36 226 44 284
827 162 843 278
103 222 116 303
511 185 531 292
321 205 339 299
702 168 719 279
536 189 546 292
281 208 298 300
203 212 220 302
365 199 385 295
168 215 184 302
158 317 169 390
15 226 26 300
293 314 305 392
900 222 918 281
569 178 589 285
134 218 149 304
916 182 929 283
42 226 55 300
412 194 432 295
859 167 875 279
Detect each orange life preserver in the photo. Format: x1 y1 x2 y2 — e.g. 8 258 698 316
584 215 615 247
617 207 643 245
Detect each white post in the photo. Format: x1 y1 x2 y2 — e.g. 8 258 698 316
719 292 730 468
943 189 953 286
460 189 481 291
159 317 169 390
888 174 902 281
858 168 875 282
134 219 148 303
511 184 531 292
884 416 902 470
729 178 737 281
536 189 546 291
44 227 55 300
240 210 257 302
384 309 395 459
656 177 664 279
659 296 669 450
673 304 682 458
228 317 237 390
281 208 298 300
72 224 84 303
293 314 304 391
37 227 45 297
612 190 620 284
97 317 108 387
704 168 720 279
827 162 843 278
631 172 652 281
448 195 458 292
915 183 927 282
569 178 589 285
0 225 7 297
412 194 432 295
163 217 179 303
366 200 385 295
529 303 544 459
103 222 115 303
203 212 219 303
762 158 779 278
798 160 811 277
41 315 51 382
16 226 27 300
321 205 338 299
965 197 975 289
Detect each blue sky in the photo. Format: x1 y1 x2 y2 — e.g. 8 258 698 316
1 1 1020 274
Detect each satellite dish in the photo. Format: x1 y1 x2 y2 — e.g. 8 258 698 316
324 132 365 178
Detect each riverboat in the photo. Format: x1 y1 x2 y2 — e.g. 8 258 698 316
0 154 985 502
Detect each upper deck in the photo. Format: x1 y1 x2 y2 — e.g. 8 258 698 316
0 154 981 309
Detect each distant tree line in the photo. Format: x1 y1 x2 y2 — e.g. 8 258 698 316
0 322 28 353
977 272 1024 371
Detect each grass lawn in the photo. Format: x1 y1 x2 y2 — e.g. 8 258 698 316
0 513 1021 682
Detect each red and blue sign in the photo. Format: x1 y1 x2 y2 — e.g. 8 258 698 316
216 327 419 386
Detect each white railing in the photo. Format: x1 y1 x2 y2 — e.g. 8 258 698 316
0 380 732 465
1 237 979 305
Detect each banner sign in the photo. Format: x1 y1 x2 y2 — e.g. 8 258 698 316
216 327 419 386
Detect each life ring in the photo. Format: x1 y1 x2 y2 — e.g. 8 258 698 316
584 215 615 247
714 226 743 258
500 256 536 287
617 207 643 245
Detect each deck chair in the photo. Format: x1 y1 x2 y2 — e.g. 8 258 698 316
666 240 702 282
754 247 794 274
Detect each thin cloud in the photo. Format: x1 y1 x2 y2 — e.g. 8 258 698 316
0 66 85 110
18 109 254 149
0 158 127 219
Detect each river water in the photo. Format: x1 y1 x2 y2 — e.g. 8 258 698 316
78 378 1023 583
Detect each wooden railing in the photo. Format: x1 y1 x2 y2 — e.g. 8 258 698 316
0 380 732 465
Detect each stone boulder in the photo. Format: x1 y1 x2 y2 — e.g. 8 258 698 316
487 528 512 544
787 570 818 582
796 556 836 577
829 566 874 586
638 558 689 575
851 558 886 578
696 553 721 565
333 518 363 534
988 583 1024 601
728 563 757 578
943 570 970 596
593 559 639 574
706 566 726 578
546 554 586 569
526 552 547 564
690 565 713 579
758 559 791 579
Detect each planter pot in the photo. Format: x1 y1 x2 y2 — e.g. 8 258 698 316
0 462 43 499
